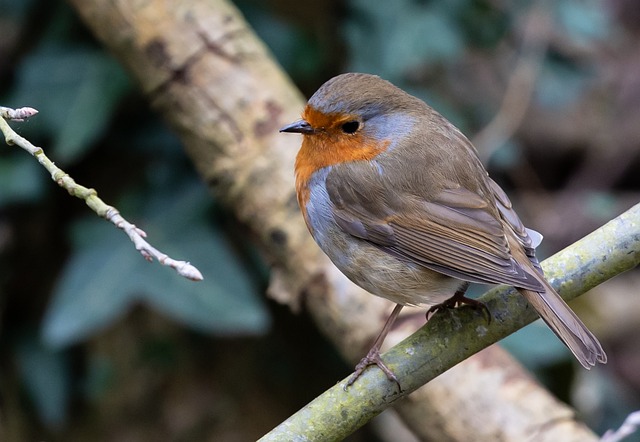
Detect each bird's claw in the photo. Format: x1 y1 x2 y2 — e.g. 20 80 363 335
426 294 491 324
345 347 402 391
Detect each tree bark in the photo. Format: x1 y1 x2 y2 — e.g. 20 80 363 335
66 0 619 440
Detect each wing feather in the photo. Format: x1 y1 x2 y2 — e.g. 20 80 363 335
327 162 543 291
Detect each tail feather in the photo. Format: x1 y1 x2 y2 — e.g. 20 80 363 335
492 178 606 367
518 280 607 368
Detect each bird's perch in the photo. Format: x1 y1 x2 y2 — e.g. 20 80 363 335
67 0 639 440
258 202 640 441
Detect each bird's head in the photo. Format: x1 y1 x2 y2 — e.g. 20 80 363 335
281 73 426 188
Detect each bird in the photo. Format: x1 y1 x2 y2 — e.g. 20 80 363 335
280 72 607 387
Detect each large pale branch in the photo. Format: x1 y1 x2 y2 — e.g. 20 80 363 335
66 0 636 440
67 0 318 301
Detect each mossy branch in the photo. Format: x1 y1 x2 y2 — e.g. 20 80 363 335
259 203 640 441
0 106 203 281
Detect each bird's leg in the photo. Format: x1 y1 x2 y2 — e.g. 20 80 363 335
346 303 404 390
426 282 491 323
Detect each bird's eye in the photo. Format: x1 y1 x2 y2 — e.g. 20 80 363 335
340 121 360 134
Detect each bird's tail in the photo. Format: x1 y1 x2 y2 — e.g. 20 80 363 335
517 279 607 368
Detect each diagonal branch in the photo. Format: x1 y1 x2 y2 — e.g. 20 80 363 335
259 203 640 441
0 107 203 281
603 411 640 442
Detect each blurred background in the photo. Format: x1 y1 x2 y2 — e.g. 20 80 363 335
0 0 639 440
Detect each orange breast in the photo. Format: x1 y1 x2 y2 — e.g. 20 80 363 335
295 132 388 212
293 105 390 230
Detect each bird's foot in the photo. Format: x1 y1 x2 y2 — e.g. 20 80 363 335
426 291 491 323
346 347 401 391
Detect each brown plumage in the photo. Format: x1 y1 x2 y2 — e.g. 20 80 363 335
281 73 606 385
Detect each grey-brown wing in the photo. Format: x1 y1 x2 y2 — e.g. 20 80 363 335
326 163 543 290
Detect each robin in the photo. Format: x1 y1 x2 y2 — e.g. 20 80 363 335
280 73 606 387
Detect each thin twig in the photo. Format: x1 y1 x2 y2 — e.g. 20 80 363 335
0 105 203 281
601 411 640 442
0 106 39 122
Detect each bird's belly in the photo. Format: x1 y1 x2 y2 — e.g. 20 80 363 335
311 223 463 306
302 171 463 305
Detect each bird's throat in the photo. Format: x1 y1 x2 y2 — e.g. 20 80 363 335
294 135 388 211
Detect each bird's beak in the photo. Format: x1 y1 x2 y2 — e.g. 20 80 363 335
279 119 315 134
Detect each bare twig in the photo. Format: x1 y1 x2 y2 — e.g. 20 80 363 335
0 106 39 121
0 106 203 281
602 411 640 442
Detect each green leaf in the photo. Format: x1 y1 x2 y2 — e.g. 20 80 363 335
0 0 38 21
457 0 510 48
41 224 140 347
488 140 522 171
140 223 270 336
346 0 463 79
82 354 115 401
140 182 271 335
0 154 46 206
16 333 70 428
9 44 131 164
535 59 590 108
585 191 618 220
238 3 323 79
556 0 610 45
501 321 571 368
41 181 270 348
